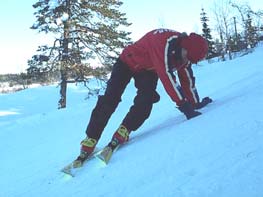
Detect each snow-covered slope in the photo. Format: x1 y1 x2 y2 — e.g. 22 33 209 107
1 44 263 197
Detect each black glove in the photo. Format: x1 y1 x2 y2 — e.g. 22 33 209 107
178 101 202 120
195 97 212 109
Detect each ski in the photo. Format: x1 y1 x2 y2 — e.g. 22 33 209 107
61 148 100 177
61 142 124 177
95 136 138 165
61 112 205 176
95 145 119 165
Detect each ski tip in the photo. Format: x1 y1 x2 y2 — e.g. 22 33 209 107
61 169 74 177
96 155 107 165
61 165 75 177
95 153 111 166
94 146 113 165
61 166 72 174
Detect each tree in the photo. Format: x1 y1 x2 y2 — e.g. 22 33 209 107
211 0 233 60
231 1 262 49
30 0 131 108
244 14 258 48
200 8 215 58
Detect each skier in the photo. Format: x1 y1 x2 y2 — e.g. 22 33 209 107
77 28 212 162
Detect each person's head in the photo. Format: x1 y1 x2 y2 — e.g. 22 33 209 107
180 33 208 64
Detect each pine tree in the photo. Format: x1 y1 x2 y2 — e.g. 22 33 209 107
200 8 215 58
244 13 258 48
29 0 131 108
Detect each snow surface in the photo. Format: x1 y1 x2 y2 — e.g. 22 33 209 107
1 43 263 197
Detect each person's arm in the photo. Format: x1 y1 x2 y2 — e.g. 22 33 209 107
177 63 200 106
154 60 186 106
178 64 212 109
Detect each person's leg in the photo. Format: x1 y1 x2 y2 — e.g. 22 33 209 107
108 70 159 150
85 59 132 141
121 70 159 131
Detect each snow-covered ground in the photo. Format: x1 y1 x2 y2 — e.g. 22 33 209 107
1 43 263 197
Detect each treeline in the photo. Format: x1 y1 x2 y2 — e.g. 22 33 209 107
0 73 30 90
200 1 263 61
0 71 59 93
0 66 108 93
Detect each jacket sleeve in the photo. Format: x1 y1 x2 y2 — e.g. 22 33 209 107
177 63 200 106
154 61 186 106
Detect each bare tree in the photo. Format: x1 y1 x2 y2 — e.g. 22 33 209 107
231 1 263 46
211 0 234 60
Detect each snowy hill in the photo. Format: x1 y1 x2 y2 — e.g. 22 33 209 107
1 44 263 197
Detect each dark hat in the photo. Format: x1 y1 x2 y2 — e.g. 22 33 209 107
180 33 208 63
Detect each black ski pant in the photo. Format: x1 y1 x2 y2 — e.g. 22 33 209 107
85 59 159 140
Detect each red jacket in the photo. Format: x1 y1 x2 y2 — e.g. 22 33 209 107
120 29 200 106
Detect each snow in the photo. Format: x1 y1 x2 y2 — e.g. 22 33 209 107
1 43 263 197
48 0 60 10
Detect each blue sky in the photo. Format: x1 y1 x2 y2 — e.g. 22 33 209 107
0 0 261 74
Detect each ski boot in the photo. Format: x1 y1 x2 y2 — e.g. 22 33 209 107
73 137 97 167
97 125 130 164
